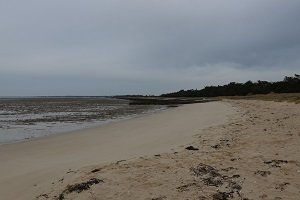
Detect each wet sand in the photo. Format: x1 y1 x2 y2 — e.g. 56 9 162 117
0 101 233 200
36 100 300 200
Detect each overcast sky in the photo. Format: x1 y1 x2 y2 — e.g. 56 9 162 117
0 0 299 96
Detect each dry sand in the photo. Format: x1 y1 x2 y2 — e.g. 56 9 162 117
35 100 300 200
0 101 233 200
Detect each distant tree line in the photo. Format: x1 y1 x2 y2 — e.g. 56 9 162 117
161 75 300 97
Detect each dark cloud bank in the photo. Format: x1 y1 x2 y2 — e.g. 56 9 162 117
0 0 299 96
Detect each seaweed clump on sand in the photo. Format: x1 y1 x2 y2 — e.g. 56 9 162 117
212 191 232 200
185 146 199 151
58 178 103 200
264 160 288 168
188 163 244 199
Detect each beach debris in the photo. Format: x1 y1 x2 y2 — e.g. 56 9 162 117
58 178 103 200
211 144 221 149
228 180 242 191
154 154 161 157
275 182 290 191
116 159 126 164
255 170 271 177
231 174 240 178
264 160 288 167
66 169 75 174
190 163 243 198
230 157 241 162
151 196 167 200
211 139 231 150
185 146 199 151
58 194 64 200
212 191 232 200
66 178 103 193
176 182 198 192
198 196 207 200
221 167 237 172
36 193 49 199
259 194 268 199
191 163 221 179
91 168 101 173
202 177 223 187
220 139 229 142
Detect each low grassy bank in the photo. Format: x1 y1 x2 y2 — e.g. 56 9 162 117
218 93 300 104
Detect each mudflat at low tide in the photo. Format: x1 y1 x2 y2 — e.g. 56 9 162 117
0 97 165 144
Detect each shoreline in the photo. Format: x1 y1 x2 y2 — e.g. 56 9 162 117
0 101 234 200
0 105 169 146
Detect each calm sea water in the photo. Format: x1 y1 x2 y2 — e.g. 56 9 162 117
0 97 166 144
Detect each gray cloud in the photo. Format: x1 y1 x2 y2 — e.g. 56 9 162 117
0 0 299 95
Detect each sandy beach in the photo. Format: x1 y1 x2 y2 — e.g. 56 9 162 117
34 99 299 200
1 100 299 200
2 1 299 199
0 101 233 200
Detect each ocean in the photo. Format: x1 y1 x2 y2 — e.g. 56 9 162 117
0 97 166 144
